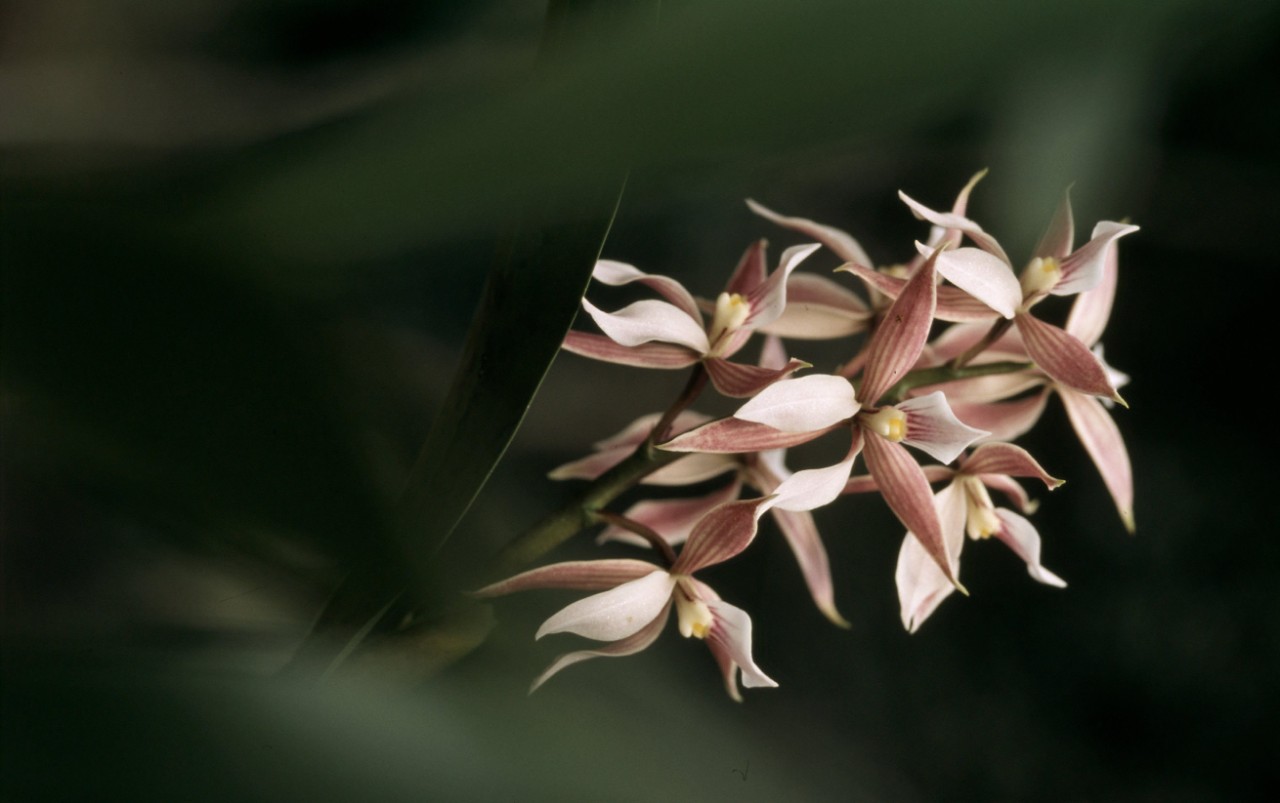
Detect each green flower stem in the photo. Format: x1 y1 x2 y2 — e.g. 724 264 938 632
883 360 1032 404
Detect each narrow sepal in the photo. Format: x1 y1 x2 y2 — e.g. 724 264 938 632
705 598 779 692
733 373 860 432
671 497 774 575
744 242 823 330
562 331 701 369
597 481 743 548
1017 312 1124 403
896 391 990 464
1052 221 1139 297
895 482 967 632
474 559 660 597
898 190 1012 266
592 260 702 321
582 297 710 353
724 239 768 297
840 265 1001 323
1065 234 1119 348
993 509 1067 587
661 417 837 454
946 391 1050 444
536 570 677 642
770 433 862 512
746 199 874 267
859 245 940 404
529 602 671 694
705 356 808 398
863 434 959 586
760 272 872 339
1033 188 1075 261
961 443 1063 488
769 506 848 627
1059 388 1134 532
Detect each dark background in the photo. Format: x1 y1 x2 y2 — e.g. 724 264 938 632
3 1 1277 800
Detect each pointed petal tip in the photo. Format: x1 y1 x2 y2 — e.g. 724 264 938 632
821 604 852 630
1122 509 1136 534
953 579 970 597
1113 390 1130 409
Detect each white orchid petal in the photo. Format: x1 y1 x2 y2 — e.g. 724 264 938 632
582 297 709 354
923 244 1021 319
994 509 1067 587
746 199 875 267
591 260 702 320
706 599 778 690
734 374 860 432
771 450 858 512
529 602 671 694
897 391 989 464
1052 221 1139 297
536 570 676 642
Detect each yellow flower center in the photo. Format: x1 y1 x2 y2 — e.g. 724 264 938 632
675 585 714 639
863 407 908 442
961 476 1001 539
707 292 751 354
1019 256 1061 298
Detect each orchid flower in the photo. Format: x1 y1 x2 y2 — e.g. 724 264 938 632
848 179 1138 404
663 245 988 585
474 497 779 700
848 443 1066 631
561 240 820 396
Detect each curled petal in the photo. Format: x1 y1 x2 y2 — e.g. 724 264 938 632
1032 188 1076 261
961 443 1063 489
582 297 710 354
771 432 862 512
595 410 711 451
897 391 990 464
946 391 1050 444
1066 238 1118 348
734 374 860 432
993 509 1067 587
530 601 671 694
724 239 768 297
858 244 940 404
705 356 808 398
863 433 960 587
562 331 701 369
1059 388 1135 532
895 482 967 632
592 260 702 321
769 506 848 627
1053 221 1139 297
743 242 823 330
923 244 1021 319
536 570 677 642
705 598 779 695
672 497 775 575
597 481 743 548
474 559 661 598
760 272 872 339
841 265 1001 323
898 190 1012 266
980 473 1035 514
661 417 838 454
1017 312 1125 404
746 199 875 267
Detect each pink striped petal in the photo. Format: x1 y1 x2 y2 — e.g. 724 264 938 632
980 473 1035 513
592 260 702 321
771 434 862 512
842 463 955 494
743 243 823 330
1066 240 1118 347
746 198 875 267
929 321 1027 363
992 509 1067 587
706 599 778 694
547 445 634 482
840 265 1000 324
863 433 958 586
760 272 872 339
769 506 848 627
1053 221 1139 297
899 190 1012 266
597 481 743 548
724 239 768 297
594 410 711 450
923 244 1021 319
661 417 837 454
1017 312 1124 403
582 297 710 353
1059 388 1134 532
474 559 661 597
913 371 1042 404
704 356 808 398
859 245 940 404
536 570 677 642
529 601 671 694
562 331 701 369
946 391 1051 444
672 497 775 575
896 391 990 464
962 443 1063 488
733 374 860 432
895 481 967 632
1033 189 1076 261
645 453 741 486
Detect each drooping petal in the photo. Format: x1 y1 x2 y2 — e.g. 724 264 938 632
661 417 838 454
759 272 873 339
1052 221 1139 297
923 244 1021 319
896 391 990 464
862 433 960 587
1065 237 1118 348
770 432 862 512
840 264 1002 323
898 190 1012 266
961 443 1063 488
946 391 1051 444
858 244 941 405
581 297 710 354
1017 312 1125 404
769 506 848 627
733 374 860 432
474 559 661 597
592 260 702 321
1032 188 1075 261
547 445 635 482
536 570 677 642
743 242 822 330
529 601 671 694
704 356 808 398
672 496 775 575
562 331 702 369
992 509 1067 587
724 239 769 297
746 199 875 267
594 410 711 451
980 473 1035 514
895 481 967 632
597 481 743 548
644 453 741 486
1059 388 1135 532
705 598 779 692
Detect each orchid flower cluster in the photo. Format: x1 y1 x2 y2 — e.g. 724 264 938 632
477 171 1138 700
